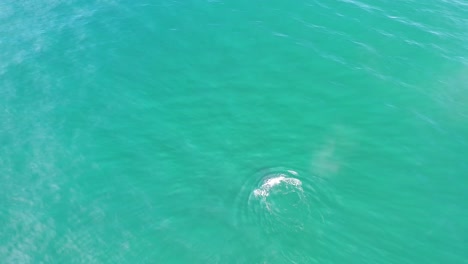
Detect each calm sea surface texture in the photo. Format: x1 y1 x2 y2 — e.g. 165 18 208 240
1 0 467 263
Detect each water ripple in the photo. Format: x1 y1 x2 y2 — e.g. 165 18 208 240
235 167 337 235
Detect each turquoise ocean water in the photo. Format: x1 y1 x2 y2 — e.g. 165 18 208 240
1 0 468 263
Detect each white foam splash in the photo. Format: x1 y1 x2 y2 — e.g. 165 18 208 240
253 175 302 198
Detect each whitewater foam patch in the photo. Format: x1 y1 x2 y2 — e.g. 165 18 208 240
253 175 302 198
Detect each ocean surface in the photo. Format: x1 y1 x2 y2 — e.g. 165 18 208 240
1 0 467 263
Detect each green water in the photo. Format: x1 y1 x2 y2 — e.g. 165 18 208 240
1 0 467 263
